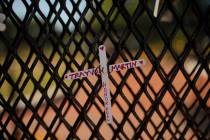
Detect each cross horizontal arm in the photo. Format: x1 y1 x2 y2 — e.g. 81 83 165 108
64 59 145 80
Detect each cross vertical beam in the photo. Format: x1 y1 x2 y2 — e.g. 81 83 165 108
98 45 113 124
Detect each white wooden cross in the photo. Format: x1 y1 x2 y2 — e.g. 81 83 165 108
64 45 145 123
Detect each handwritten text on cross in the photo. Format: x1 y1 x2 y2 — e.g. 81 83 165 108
64 60 144 80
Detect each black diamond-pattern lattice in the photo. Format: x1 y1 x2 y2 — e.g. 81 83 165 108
0 0 209 139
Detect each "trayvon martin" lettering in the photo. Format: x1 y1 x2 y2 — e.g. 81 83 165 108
65 66 104 80
109 60 143 72
64 59 144 80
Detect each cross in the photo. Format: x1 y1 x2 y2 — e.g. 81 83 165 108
64 45 146 124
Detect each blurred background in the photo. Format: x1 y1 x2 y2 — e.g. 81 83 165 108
0 0 209 139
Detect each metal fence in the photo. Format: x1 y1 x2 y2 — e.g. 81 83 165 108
0 0 209 139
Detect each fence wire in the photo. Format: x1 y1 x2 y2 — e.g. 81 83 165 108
0 0 209 139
